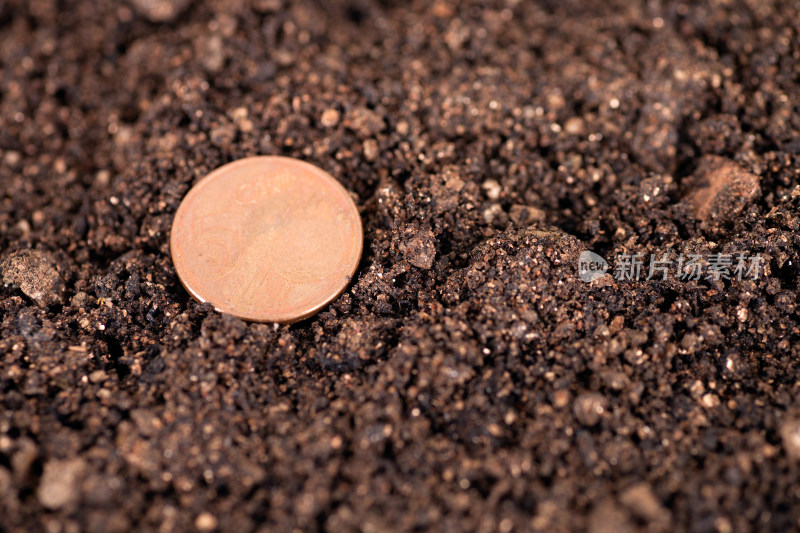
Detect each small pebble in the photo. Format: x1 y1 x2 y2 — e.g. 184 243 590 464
700 393 720 408
564 116 586 135
509 205 545 226
37 458 85 510
95 169 111 187
482 179 502 200
363 139 379 161
197 34 225 73
0 467 10 499
253 0 282 13
780 417 800 461
71 291 90 309
396 120 409 136
89 370 109 383
588 500 632 533
619 483 670 525
231 107 253 133
552 389 570 408
683 155 760 224
15 219 31 236
130 0 191 22
11 438 38 484
3 150 21 166
573 393 608 426
195 512 218 531
602 371 629 391
209 123 236 147
590 273 614 288
320 108 340 128
130 409 164 437
401 229 436 269
231 107 248 122
344 107 384 136
482 203 504 225
1 249 65 307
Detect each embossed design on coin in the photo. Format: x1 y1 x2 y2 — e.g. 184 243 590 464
170 156 363 323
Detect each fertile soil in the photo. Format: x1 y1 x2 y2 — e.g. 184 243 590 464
2 1 800 531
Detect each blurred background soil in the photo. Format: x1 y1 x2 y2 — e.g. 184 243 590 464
1 0 800 531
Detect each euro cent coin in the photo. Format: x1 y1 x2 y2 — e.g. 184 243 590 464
170 156 363 323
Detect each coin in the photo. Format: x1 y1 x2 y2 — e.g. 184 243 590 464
170 156 363 323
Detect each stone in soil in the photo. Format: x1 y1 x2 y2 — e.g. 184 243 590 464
0 249 65 307
37 459 86 511
682 155 760 226
573 392 608 427
398 227 436 269
781 417 800 462
129 0 191 23
619 482 670 527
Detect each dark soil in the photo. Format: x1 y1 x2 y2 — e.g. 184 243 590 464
2 0 800 531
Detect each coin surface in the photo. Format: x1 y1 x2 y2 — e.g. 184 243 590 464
170 156 362 323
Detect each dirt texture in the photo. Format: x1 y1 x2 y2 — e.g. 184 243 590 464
1 0 800 531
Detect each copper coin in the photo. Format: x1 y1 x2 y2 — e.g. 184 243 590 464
170 156 362 323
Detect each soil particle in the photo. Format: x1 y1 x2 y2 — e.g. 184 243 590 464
482 203 506 226
362 139 380 161
209 123 236 148
0 467 13 509
9 438 37 485
320 108 341 128
781 417 800 462
0 249 65 307
573 393 609 427
344 107 385 137
70 290 91 310
588 500 633 533
682 155 761 225
130 0 191 23
398 226 436 269
37 458 86 510
509 204 545 226
482 179 502 201
195 512 219 531
196 34 225 73
619 482 670 528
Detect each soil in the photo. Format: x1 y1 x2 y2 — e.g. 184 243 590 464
1 0 800 531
